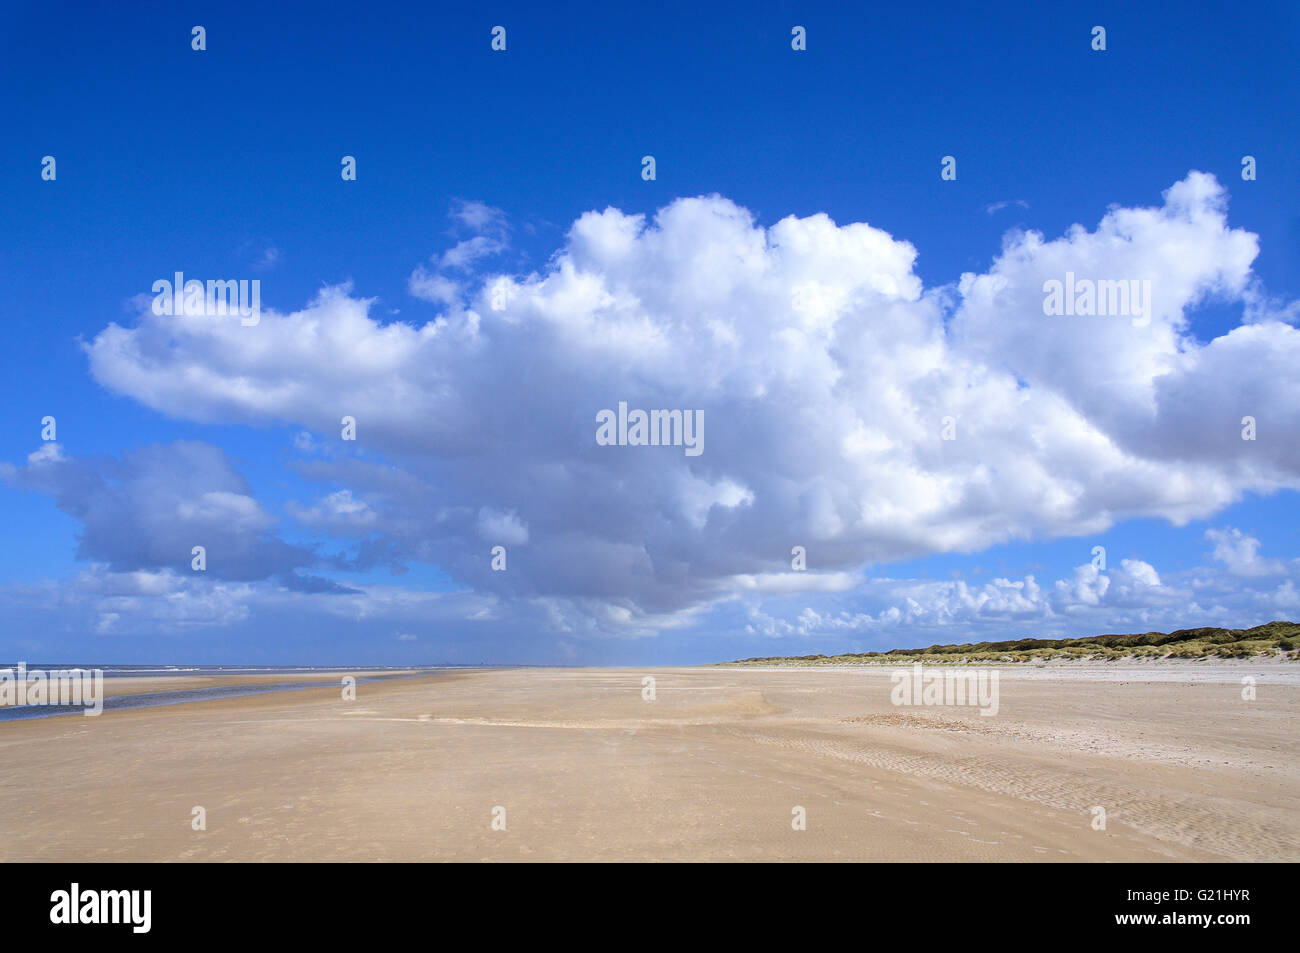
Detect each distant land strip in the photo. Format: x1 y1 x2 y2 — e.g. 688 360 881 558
722 621 1300 666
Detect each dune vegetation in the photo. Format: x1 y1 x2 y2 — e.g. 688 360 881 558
724 621 1300 666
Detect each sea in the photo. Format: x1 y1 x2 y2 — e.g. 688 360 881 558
0 664 469 722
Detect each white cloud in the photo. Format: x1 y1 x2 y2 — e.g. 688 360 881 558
438 235 506 271
288 490 379 530
985 199 1029 214
1206 527 1287 576
410 199 510 303
3 442 307 579
449 199 507 234
739 552 1268 646
26 442 66 465
476 506 528 545
408 269 463 306
75 173 1300 634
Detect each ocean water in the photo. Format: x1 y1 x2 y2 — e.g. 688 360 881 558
0 665 459 722
5 664 446 677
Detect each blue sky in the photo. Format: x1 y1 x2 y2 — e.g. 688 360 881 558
1 1 1297 664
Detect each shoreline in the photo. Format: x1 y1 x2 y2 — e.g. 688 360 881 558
0 670 442 722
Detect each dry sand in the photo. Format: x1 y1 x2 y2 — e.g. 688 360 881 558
1 664 1295 861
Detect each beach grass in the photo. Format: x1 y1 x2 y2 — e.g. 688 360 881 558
722 620 1300 666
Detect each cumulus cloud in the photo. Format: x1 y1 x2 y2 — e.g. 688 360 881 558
73 173 1300 636
0 563 504 650
0 441 332 587
1206 527 1287 576
740 550 1279 647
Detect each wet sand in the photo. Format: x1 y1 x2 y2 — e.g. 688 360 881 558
1 664 1295 861
85 670 422 700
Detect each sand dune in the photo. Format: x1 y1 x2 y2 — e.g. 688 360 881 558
2 664 1294 861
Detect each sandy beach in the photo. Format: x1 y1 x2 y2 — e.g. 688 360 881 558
2 664 1296 862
